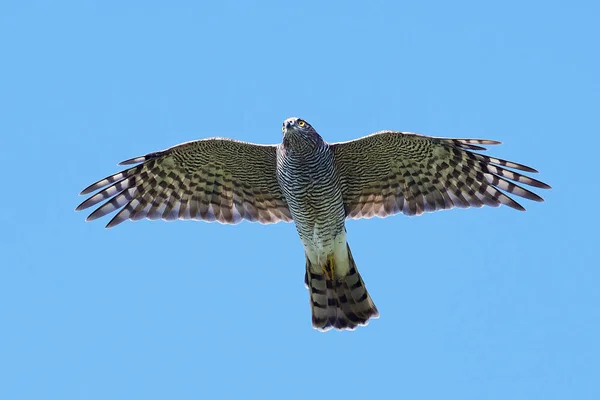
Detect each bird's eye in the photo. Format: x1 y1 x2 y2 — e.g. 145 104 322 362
297 120 306 127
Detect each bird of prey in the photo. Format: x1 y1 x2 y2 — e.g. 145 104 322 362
76 117 550 331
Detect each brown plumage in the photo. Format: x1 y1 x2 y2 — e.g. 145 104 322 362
77 139 292 227
77 118 550 331
332 132 549 218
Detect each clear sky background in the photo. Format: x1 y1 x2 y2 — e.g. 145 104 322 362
1 1 598 399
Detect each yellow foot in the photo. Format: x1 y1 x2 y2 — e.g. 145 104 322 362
322 254 335 281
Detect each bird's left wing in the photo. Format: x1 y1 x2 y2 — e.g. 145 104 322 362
330 131 550 219
77 138 293 227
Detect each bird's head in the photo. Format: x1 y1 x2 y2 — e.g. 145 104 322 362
281 117 323 147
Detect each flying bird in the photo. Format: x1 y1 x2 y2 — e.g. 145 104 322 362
76 117 550 331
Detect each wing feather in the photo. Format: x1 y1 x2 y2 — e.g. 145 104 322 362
331 131 550 219
77 138 292 227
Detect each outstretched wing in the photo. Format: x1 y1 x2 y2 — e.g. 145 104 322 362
77 138 293 227
331 131 550 219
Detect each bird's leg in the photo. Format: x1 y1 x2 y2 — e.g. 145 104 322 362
323 254 335 281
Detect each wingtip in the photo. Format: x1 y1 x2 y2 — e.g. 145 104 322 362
105 214 126 228
79 186 96 196
105 215 123 228
532 194 545 203
119 151 162 165
511 200 526 211
118 156 144 165
85 211 102 222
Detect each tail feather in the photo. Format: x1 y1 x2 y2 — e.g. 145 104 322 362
305 244 379 331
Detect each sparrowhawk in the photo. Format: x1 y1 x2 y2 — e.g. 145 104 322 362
76 117 550 331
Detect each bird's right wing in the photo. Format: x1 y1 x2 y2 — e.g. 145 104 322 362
330 131 550 219
76 138 293 227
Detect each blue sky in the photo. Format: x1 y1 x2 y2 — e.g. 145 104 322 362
1 0 598 399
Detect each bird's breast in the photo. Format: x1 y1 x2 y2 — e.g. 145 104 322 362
276 145 346 247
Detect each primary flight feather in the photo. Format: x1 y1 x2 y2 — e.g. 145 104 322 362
77 117 550 331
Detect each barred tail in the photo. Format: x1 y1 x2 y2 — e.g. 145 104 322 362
304 244 379 331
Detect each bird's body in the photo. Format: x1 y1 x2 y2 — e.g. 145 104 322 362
77 117 550 331
277 123 345 268
276 119 378 329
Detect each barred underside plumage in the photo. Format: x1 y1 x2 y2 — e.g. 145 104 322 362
77 138 293 227
331 131 551 219
276 122 379 331
276 143 346 247
77 117 550 331
305 244 379 331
